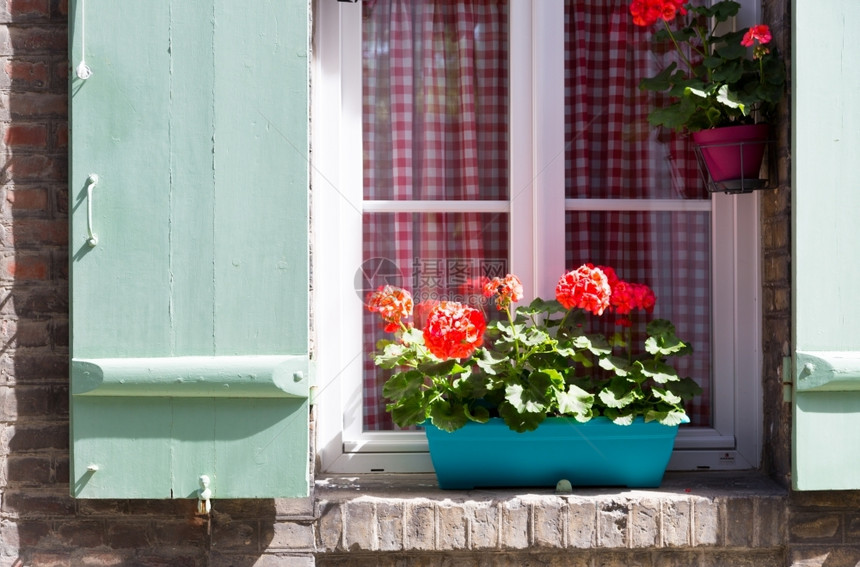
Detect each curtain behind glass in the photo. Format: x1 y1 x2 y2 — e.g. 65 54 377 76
564 0 711 425
362 0 509 430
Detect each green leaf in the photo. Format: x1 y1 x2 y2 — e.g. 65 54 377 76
639 360 679 384
429 400 469 432
597 377 641 409
639 63 677 92
598 355 631 377
464 403 490 424
646 409 688 426
604 408 635 426
475 349 508 375
387 394 427 428
498 402 545 432
666 376 704 400
556 384 594 421
382 370 423 400
417 358 462 377
644 319 688 356
652 387 683 405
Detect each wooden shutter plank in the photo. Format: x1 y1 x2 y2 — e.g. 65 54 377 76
792 0 860 490
211 0 308 355
70 0 310 499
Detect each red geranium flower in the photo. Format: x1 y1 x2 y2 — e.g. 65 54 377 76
555 264 612 316
422 301 486 360
482 274 524 310
741 24 772 47
367 285 413 333
630 0 685 27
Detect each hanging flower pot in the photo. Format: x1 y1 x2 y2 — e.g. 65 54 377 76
692 123 770 185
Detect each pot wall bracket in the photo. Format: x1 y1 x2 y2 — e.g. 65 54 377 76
693 138 778 195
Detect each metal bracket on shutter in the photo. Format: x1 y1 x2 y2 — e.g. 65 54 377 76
72 355 310 398
85 174 100 247
795 351 860 392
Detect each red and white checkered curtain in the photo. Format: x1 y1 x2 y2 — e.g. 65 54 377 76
362 0 509 430
564 0 711 425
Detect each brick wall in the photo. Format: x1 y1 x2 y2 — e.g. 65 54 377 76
760 0 792 492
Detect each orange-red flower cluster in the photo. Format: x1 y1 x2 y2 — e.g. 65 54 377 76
629 0 687 27
367 285 413 333
422 301 487 360
482 274 524 311
741 24 772 59
597 265 656 327
741 24 772 47
555 264 612 316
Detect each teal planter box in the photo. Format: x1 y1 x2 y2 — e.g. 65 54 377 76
425 416 683 489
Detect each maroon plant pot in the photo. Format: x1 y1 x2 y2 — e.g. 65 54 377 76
692 123 769 183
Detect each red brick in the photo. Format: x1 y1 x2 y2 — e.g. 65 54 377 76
10 218 68 246
74 552 136 567
52 0 67 18
2 58 49 88
57 520 107 548
50 317 68 348
1 154 66 183
6 455 52 485
13 319 52 347
106 521 153 549
5 186 50 212
154 518 208 546
2 384 52 417
0 253 51 280
1 489 75 518
3 519 53 547
8 26 66 53
16 552 69 567
0 92 67 120
10 286 69 315
54 454 68 483
3 123 48 149
2 422 69 452
6 351 68 383
53 121 67 148
1 0 51 21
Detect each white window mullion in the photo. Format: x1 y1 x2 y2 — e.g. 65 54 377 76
508 0 536 298
531 0 566 298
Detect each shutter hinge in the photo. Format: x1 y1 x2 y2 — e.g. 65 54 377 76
782 356 793 402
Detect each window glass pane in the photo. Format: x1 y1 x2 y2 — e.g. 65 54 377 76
361 212 509 431
565 211 711 426
564 0 706 200
363 0 508 201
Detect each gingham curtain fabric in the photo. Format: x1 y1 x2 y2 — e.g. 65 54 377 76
362 0 509 430
564 0 711 424
362 0 710 430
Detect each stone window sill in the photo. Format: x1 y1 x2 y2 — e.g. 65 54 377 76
313 471 787 554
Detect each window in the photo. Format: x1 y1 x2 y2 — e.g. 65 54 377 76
312 0 762 474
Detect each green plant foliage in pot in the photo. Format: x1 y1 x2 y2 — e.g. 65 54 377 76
367 265 703 434
631 0 786 133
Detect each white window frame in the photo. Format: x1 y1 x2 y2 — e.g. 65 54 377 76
312 0 762 474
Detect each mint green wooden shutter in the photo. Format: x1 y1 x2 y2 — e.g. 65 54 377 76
69 0 310 498
792 0 860 490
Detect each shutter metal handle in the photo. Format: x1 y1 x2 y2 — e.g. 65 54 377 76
86 174 100 247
